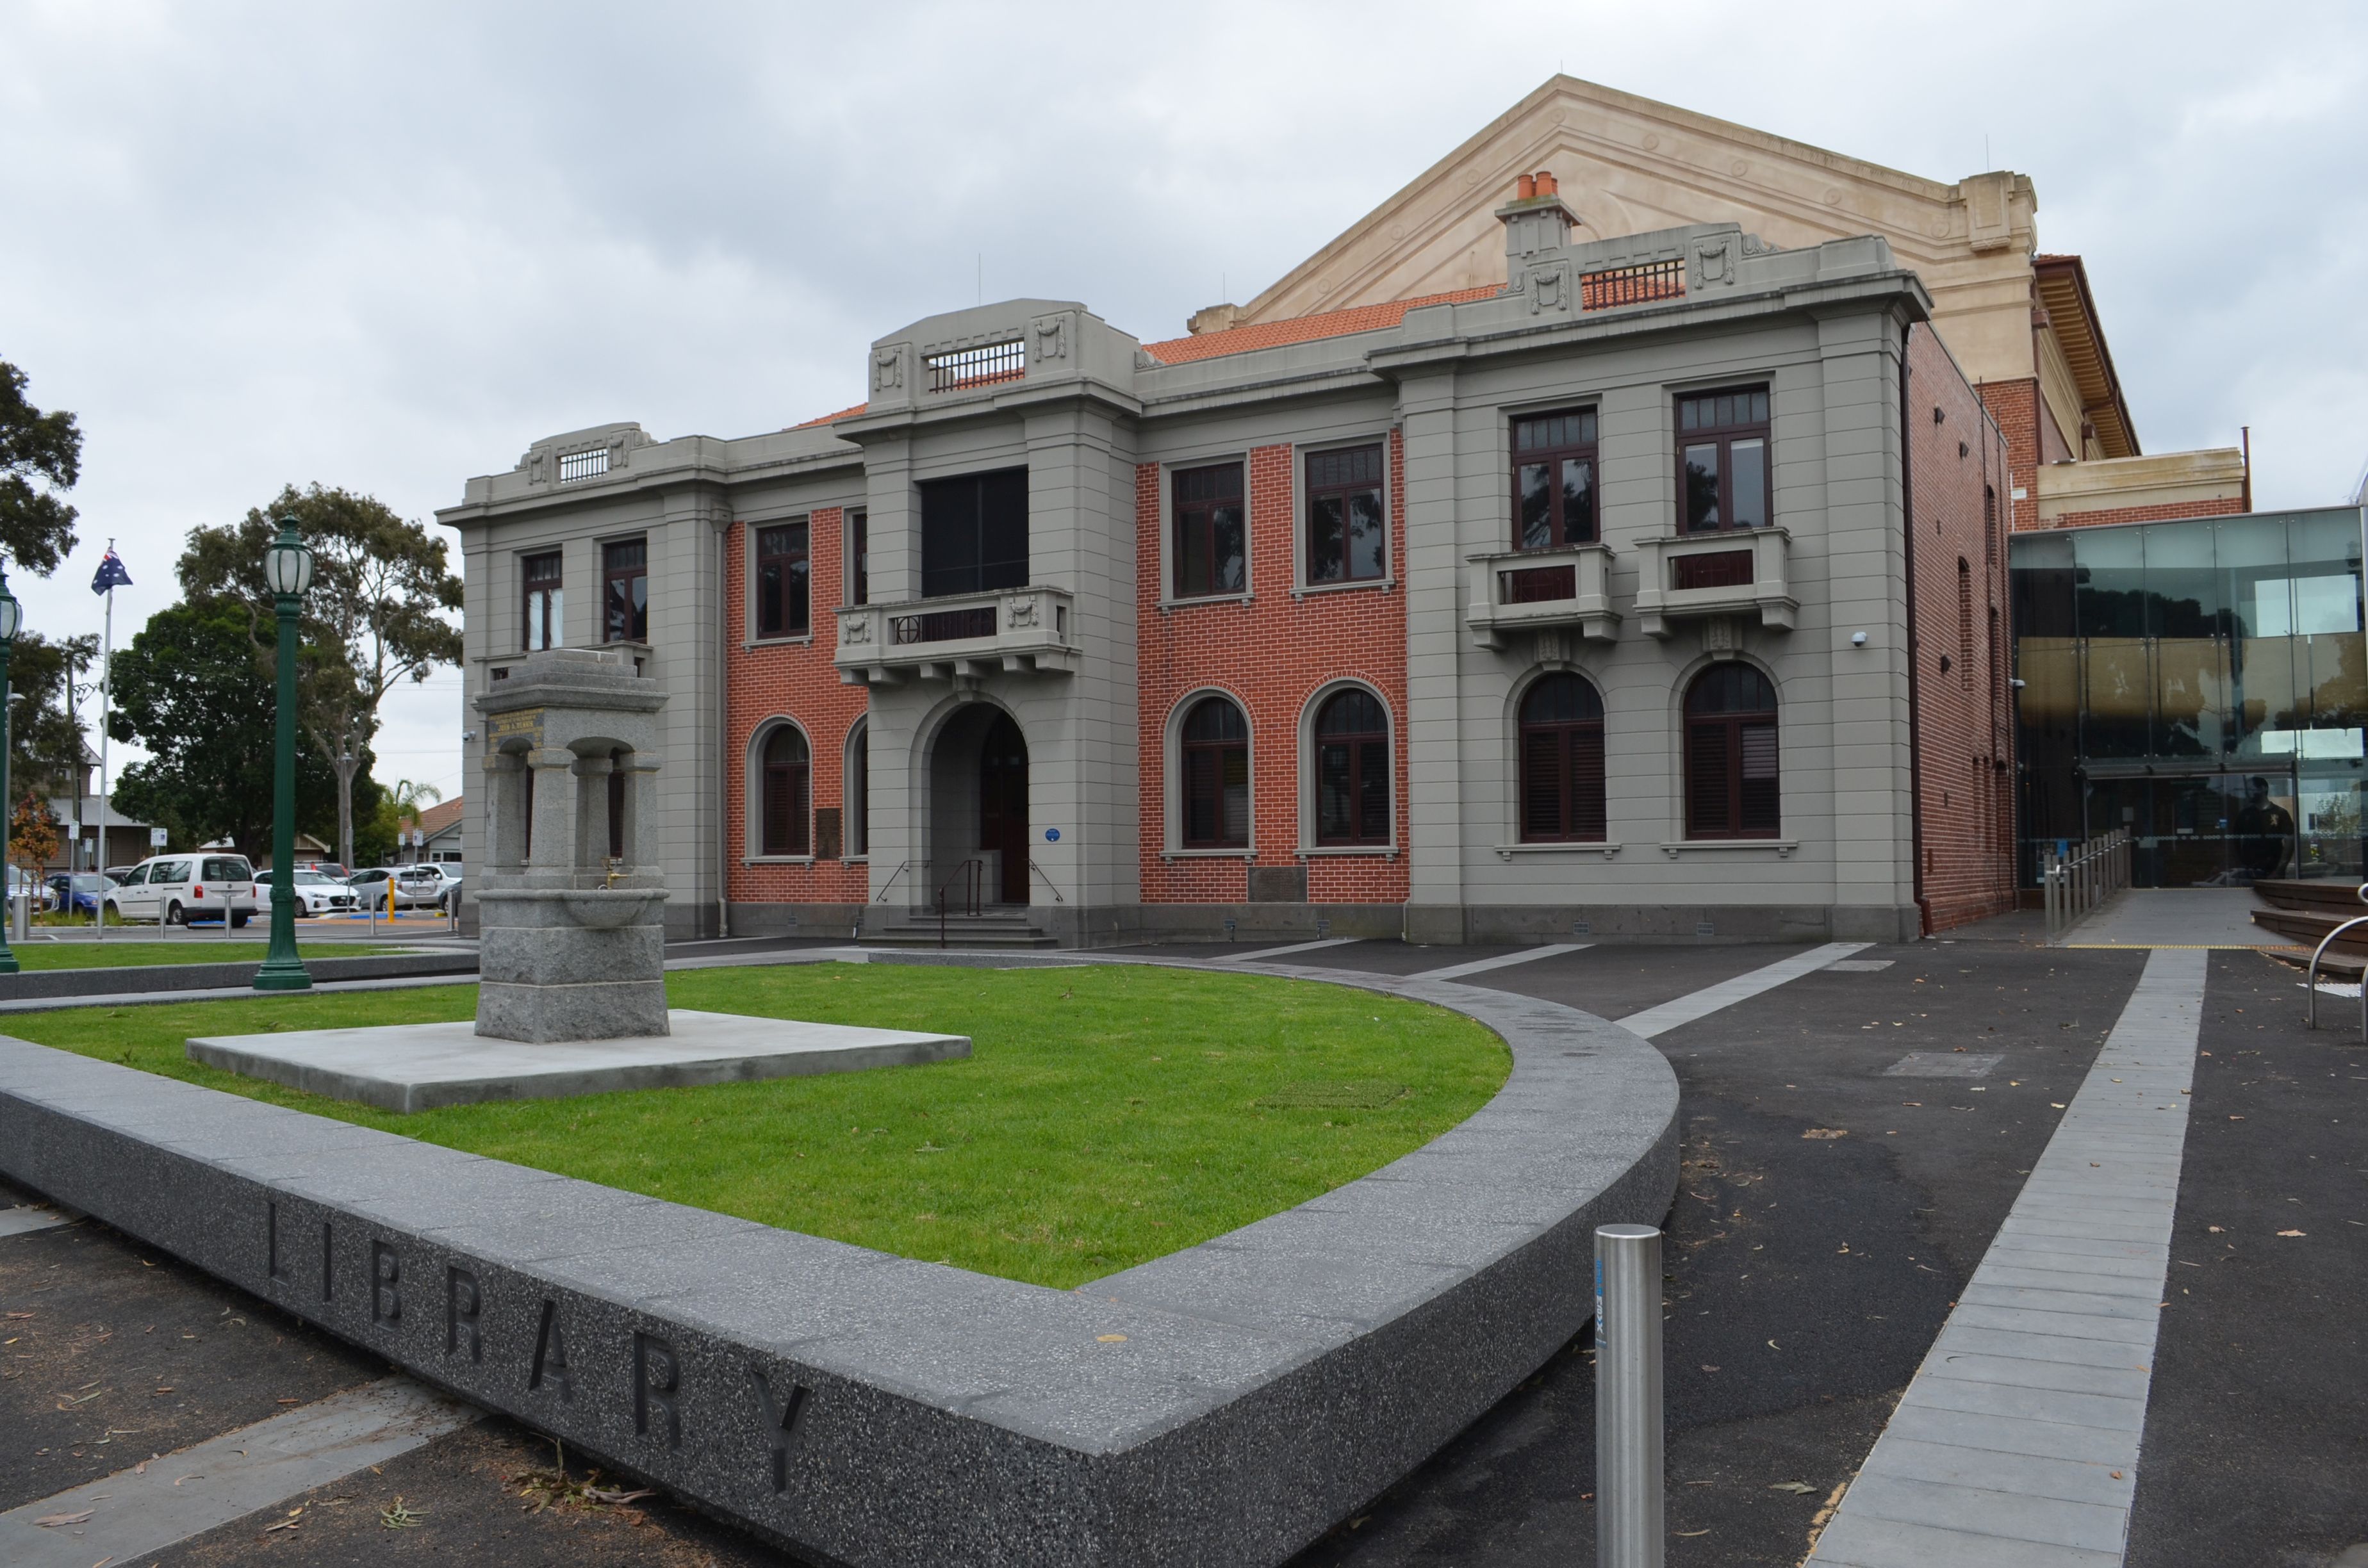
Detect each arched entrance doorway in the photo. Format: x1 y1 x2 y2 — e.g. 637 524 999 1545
979 712 1028 904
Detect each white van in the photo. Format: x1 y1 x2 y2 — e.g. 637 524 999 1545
104 854 258 927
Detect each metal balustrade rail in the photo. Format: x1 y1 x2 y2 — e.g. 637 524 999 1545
2041 827 2132 940
2304 882 2368 1038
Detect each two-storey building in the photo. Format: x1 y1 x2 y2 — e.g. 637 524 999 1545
441 183 2017 945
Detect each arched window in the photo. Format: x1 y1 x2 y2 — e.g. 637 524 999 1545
1315 689 1390 845
1683 666 1779 839
1519 674 1606 842
1180 696 1249 848
760 726 811 856
845 717 869 858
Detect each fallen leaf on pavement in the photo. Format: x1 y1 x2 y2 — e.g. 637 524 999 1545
1769 1480 1816 1494
2278 1229 2306 1237
1677 1528 1709 1536
33 1510 94 1526
1802 1129 1847 1139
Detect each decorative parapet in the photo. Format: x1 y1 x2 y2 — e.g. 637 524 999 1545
834 585 1077 685
1464 543 1619 648
1631 527 1797 638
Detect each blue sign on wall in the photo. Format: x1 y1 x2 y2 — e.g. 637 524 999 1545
1044 828 1060 842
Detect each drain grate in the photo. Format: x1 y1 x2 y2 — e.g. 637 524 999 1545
1253 1082 1409 1110
1883 1052 2002 1078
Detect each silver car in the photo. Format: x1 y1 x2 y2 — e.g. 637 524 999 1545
252 868 360 917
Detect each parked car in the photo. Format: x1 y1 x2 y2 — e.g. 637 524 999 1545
103 854 259 927
348 865 445 910
47 873 109 918
293 861 352 883
252 868 361 917
430 863 464 911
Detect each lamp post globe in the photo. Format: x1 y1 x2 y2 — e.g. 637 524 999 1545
0 567 22 976
254 519 315 991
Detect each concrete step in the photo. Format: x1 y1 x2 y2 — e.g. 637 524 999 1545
2252 877 2368 915
867 911 1058 949
2249 905 2368 961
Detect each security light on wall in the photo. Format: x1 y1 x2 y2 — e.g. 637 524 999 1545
1850 631 1868 647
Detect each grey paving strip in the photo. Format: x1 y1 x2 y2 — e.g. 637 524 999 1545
1808 945 2206 1567
1611 940 1873 1039
1405 943 1591 982
0 1376 479 1567
1208 936 1363 963
0 1203 71 1237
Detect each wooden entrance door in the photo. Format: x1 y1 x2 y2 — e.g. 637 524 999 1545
978 713 1029 904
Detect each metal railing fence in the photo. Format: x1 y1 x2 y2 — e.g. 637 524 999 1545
2041 827 2132 940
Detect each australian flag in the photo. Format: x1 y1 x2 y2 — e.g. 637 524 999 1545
90 548 131 595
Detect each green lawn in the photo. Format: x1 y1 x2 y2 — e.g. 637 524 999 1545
6 963 1508 1288
5 942 400 971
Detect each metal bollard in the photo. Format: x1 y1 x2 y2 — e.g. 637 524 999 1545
1596 1223 1665 1568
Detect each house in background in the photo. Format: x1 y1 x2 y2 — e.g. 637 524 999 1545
410 797 463 863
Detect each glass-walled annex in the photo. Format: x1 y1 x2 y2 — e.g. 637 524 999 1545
2011 507 2368 888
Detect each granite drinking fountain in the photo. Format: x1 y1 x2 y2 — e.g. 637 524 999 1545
186 649 968 1112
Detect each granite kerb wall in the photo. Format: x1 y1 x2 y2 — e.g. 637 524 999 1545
0 961 1678 1568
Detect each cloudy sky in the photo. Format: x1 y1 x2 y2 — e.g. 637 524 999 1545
4 0 2364 813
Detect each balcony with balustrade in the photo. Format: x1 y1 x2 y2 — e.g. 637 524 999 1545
834 585 1078 684
1464 543 1618 648
1631 528 1795 638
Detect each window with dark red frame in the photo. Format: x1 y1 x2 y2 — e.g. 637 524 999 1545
1518 674 1606 842
755 520 810 638
1179 696 1249 847
1677 388 1771 532
1305 445 1385 585
760 726 810 856
602 539 648 642
1683 664 1779 838
521 550 561 651
1172 462 1246 598
1315 689 1390 845
848 509 869 607
1511 409 1597 549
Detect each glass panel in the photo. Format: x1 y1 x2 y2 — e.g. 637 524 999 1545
1212 503 1245 592
1518 462 1553 550
1308 494 1345 582
2151 635 2224 757
1727 439 1767 528
1347 490 1385 580
1317 741 1352 838
1561 458 1595 542
1220 748 1249 844
2080 638 2150 759
1357 739 1390 838
757 559 782 636
1521 730 1561 838
2298 768 2364 880
1185 750 1216 843
1178 511 1210 596
2073 527 2145 638
1682 445 1720 530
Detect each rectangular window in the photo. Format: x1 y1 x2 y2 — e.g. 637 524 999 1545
1305 443 1386 585
920 470 1028 599
602 539 648 642
521 551 562 651
1171 462 1246 598
848 509 868 607
755 519 810 638
1677 388 1772 532
1511 409 1597 549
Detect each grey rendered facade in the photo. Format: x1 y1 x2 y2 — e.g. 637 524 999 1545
441 197 2004 943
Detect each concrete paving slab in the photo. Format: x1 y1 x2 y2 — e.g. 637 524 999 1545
0 1376 477 1567
1836 1470 2132 1554
1406 943 1590 983
1859 1434 2134 1508
1212 936 1363 963
0 1204 69 1238
1614 941 1872 1038
2059 888 2280 949
1810 947 2205 1565
185 1008 970 1113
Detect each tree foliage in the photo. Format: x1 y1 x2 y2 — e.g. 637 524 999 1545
0 358 83 576
8 630 98 802
10 792 59 878
104 602 354 860
177 483 463 867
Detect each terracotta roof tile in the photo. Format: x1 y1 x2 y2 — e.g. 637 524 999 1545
1140 286 1501 364
787 401 867 430
411 797 463 836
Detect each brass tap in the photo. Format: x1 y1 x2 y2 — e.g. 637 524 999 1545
604 857 623 888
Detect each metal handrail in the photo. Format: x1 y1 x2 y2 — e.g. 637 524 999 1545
934 859 982 949
2303 882 2368 1036
1028 857 1066 904
873 860 915 904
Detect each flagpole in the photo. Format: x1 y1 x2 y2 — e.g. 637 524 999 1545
94 546 113 945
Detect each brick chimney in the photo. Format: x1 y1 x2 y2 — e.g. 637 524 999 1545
1494 170 1581 272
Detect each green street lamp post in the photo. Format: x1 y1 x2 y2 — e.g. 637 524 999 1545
0 568 22 977
254 521 315 992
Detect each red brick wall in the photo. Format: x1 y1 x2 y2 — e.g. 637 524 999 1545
2039 498 2241 531
1135 434 1411 906
1910 327 2018 932
723 508 870 906
1977 379 2043 532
